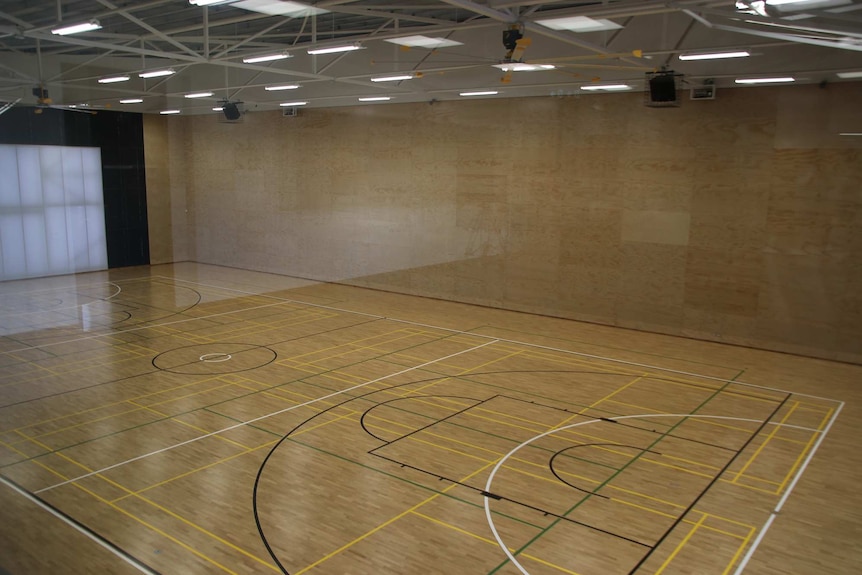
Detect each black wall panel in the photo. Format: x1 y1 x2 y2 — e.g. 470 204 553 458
0 106 149 269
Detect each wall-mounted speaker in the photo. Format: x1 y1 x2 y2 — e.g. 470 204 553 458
223 102 241 120
644 71 681 107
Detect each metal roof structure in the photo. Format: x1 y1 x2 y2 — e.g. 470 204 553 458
1 0 861 114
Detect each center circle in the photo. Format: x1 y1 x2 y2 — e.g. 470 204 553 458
153 342 276 374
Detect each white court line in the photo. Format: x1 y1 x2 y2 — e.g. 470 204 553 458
35 339 498 494
159 276 845 404
0 475 159 575
731 401 844 575
482 411 844 575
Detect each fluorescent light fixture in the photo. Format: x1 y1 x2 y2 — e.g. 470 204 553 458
265 84 300 90
307 43 363 55
139 69 175 78
160 109 181 115
232 0 328 17
735 76 795 84
212 106 224 111
242 53 292 64
837 70 862 78
51 20 102 36
460 91 498 96
279 101 308 106
384 35 463 49
839 132 862 136
536 16 622 33
98 75 130 84
766 0 812 5
184 91 213 98
358 96 391 102
678 50 750 61
119 98 143 104
581 84 631 91
189 0 236 6
492 63 555 72
370 75 413 82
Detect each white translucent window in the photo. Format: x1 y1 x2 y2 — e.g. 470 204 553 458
0 144 108 280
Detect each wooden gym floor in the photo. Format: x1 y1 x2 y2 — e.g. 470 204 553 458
1 263 860 575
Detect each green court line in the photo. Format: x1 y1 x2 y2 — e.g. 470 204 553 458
485 370 745 575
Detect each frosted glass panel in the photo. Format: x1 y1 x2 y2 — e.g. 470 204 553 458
0 144 107 280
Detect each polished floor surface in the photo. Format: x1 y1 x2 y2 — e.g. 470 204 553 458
1 263 860 575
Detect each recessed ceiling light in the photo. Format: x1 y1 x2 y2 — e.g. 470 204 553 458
51 20 101 36
384 35 463 48
119 98 143 104
678 50 751 61
160 109 181 115
837 70 862 78
370 75 413 82
265 84 300 91
232 0 329 16
279 101 308 106
242 53 292 64
98 75 130 84
735 76 795 84
307 43 363 55
492 63 555 72
358 96 391 102
139 69 175 78
184 92 213 98
536 16 622 33
460 91 498 96
581 84 631 91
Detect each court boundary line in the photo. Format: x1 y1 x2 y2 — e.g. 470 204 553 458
0 474 161 575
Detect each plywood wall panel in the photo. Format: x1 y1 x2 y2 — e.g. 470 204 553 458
147 83 862 363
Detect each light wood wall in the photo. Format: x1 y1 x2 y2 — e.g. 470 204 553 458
144 83 862 363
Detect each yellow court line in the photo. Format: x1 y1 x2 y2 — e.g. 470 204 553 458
731 401 800 483
409 511 584 575
117 407 359 501
0 352 149 389
200 310 338 341
293 460 500 575
276 327 428 364
610 497 748 540
773 406 834 495
10 381 244 445
3 437 249 575
130 401 251 450
517 347 782 404
654 513 707 575
7 373 233 435
24 433 280 572
721 525 756 575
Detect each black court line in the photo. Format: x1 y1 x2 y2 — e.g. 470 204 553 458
549 444 661 495
359 394 485 443
626 393 792 575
